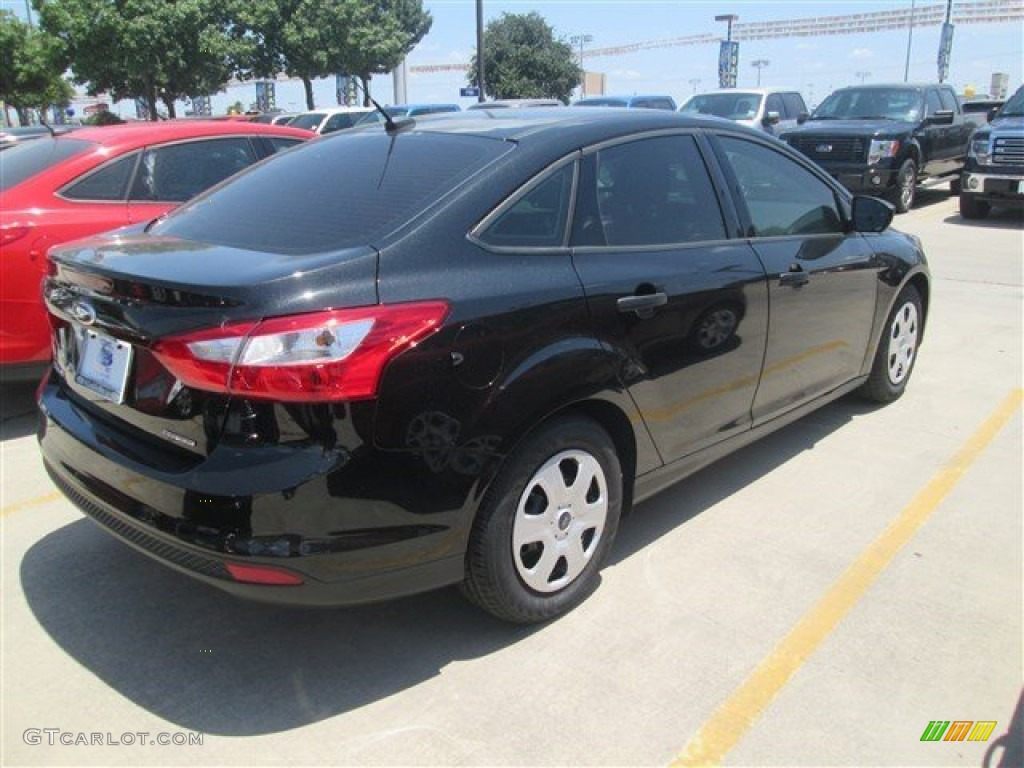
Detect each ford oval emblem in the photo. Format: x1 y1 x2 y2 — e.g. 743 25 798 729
816 143 833 153
70 300 97 326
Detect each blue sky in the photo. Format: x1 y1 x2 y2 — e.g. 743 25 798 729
4 0 1022 115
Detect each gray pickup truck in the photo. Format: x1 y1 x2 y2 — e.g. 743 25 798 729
780 83 975 212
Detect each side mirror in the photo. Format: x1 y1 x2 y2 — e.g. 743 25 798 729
926 109 954 125
797 112 809 124
851 195 894 233
988 106 1000 122
762 111 781 126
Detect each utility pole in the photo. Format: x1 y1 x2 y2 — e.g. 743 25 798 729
570 34 594 97
751 59 769 87
475 0 485 103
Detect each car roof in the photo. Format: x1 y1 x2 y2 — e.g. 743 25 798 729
46 120 313 150
687 88 801 97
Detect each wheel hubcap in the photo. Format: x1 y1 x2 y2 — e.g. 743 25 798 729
697 309 737 349
512 449 608 593
887 301 918 385
901 169 915 209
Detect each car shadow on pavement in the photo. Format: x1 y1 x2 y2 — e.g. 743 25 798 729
19 396 875 737
943 208 1024 228
1 382 39 442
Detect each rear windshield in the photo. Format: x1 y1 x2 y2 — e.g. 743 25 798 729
0 137 94 192
152 131 513 254
577 99 628 107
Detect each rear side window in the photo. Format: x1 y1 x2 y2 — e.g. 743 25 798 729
0 138 94 192
322 113 363 134
478 163 573 248
289 113 326 131
265 137 303 155
62 154 137 201
153 132 514 254
130 138 256 203
572 135 726 248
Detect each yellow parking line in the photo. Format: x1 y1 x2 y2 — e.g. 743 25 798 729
0 491 64 518
673 388 1023 767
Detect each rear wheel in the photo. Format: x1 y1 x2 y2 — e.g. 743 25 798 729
949 176 962 195
461 416 622 623
959 193 990 219
860 284 923 403
890 159 917 213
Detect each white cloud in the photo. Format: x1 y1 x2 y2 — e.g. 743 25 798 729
850 48 874 60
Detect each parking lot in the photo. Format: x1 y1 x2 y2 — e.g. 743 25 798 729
1 190 1021 766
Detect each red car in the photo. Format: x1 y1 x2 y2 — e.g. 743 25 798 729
1 120 313 379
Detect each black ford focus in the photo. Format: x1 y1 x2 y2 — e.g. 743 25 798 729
38 109 929 623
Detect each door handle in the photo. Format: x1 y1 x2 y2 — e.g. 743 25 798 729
617 292 668 314
779 266 809 287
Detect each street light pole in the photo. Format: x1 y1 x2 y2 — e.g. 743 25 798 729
570 34 594 97
715 13 738 42
856 70 871 84
751 59 769 87
904 0 916 82
689 78 701 95
475 0 485 103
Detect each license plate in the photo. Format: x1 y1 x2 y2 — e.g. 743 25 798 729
74 328 133 404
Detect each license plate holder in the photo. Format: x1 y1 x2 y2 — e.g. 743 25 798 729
74 328 133 404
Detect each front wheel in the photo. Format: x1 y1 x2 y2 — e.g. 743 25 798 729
959 193 990 220
860 284 923 403
890 159 917 213
461 416 622 623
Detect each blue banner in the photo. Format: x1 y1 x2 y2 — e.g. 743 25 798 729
937 23 954 83
718 41 740 88
255 81 276 112
336 74 358 106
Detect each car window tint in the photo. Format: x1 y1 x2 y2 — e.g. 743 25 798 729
925 90 943 116
719 136 843 237
323 113 364 134
572 135 726 248
782 93 807 118
765 94 785 116
289 113 326 131
0 138 94 192
479 163 573 248
153 132 514 254
130 138 256 203
266 137 302 154
62 154 136 201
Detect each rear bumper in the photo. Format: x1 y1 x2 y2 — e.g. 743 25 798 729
37 377 469 606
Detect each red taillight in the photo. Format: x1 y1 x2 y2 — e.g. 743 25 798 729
1 224 31 247
152 301 449 402
224 562 304 586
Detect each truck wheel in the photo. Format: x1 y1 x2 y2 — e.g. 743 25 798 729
949 177 962 195
890 159 917 213
959 193 990 220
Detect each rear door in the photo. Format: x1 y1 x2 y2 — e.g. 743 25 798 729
570 133 769 463
709 133 879 423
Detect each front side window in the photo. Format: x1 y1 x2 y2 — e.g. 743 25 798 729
719 136 843 237
782 93 807 118
478 163 574 248
571 135 726 248
925 90 943 117
62 154 136 201
765 94 785 117
130 138 256 203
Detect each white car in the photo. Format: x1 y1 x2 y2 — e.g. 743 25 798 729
288 106 374 135
679 88 808 136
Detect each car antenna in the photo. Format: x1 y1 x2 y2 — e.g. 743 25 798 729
354 81 413 134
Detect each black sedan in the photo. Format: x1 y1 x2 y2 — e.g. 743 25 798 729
38 109 929 623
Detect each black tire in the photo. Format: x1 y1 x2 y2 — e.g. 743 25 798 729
460 416 623 623
860 284 923 403
959 193 990 220
949 176 962 195
890 158 917 213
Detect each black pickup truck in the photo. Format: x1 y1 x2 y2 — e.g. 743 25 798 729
780 83 975 212
960 84 1024 218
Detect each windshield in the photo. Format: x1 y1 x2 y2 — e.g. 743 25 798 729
680 93 762 120
812 88 922 121
288 113 326 131
152 131 514 254
0 137 94 192
576 98 628 107
999 87 1024 117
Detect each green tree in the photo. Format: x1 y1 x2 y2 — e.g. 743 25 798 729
234 0 431 110
467 12 579 102
1 11 73 125
36 0 239 120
